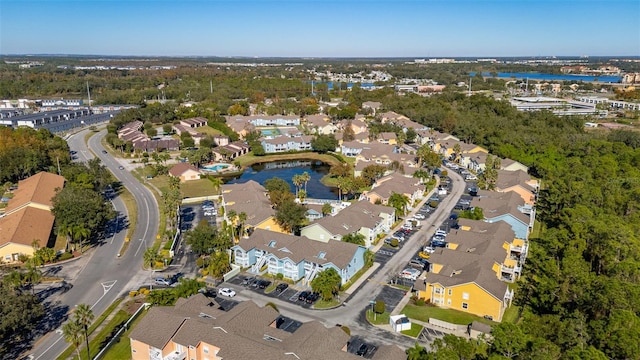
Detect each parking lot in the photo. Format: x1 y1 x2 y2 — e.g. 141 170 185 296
226 274 322 309
179 200 217 231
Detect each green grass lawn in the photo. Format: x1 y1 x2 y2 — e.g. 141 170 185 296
181 178 220 198
366 309 390 325
502 304 521 324
401 323 424 338
195 125 224 136
314 298 341 309
401 304 494 326
96 307 148 360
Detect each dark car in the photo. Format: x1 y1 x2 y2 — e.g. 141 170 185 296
298 291 310 301
101 150 107 154
251 279 261 287
431 240 447 248
356 344 368 356
241 276 255 286
275 283 289 293
305 292 320 304
258 280 271 289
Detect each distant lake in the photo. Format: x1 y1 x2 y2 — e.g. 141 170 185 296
225 160 339 199
469 72 622 83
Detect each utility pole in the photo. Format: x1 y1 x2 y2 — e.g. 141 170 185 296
86 81 92 113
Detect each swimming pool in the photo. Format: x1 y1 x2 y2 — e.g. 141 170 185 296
261 128 280 136
202 164 230 171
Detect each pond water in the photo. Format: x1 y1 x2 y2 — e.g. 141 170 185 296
225 160 339 199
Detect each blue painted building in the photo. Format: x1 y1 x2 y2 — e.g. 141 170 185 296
232 228 367 285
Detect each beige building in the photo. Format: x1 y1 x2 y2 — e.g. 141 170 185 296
129 294 406 360
168 163 201 182
0 172 64 262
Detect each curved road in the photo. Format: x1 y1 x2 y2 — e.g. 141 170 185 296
30 129 159 360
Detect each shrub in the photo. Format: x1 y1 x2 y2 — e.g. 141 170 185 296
390 238 399 247
276 273 284 280
374 300 386 314
58 252 74 261
129 291 138 297
429 200 438 208
265 302 279 312
416 298 425 306
340 325 351 335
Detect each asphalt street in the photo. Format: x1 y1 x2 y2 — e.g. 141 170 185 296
28 128 160 360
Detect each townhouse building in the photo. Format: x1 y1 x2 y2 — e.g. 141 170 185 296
261 135 313 153
470 190 535 240
301 201 394 247
362 173 425 206
232 228 367 285
0 172 64 262
495 170 539 206
129 295 405 360
220 181 285 234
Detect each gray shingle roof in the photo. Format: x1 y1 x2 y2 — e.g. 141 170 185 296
471 190 530 224
310 201 393 237
221 181 275 226
236 228 362 269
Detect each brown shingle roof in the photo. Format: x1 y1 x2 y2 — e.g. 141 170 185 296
496 169 534 190
0 207 54 248
168 163 200 177
221 181 274 226
129 307 189 350
5 172 65 212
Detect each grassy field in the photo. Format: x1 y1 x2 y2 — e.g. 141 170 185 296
401 304 494 326
366 309 390 325
401 323 424 338
314 298 341 309
99 308 147 360
501 304 521 324
117 187 138 254
181 178 220 198
195 125 224 136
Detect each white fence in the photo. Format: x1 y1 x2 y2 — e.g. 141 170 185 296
93 302 150 360
428 318 461 331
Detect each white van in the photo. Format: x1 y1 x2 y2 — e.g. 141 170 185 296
400 268 421 280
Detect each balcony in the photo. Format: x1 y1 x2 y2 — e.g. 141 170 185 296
163 351 186 360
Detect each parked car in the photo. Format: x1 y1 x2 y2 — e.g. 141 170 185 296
414 213 425 220
435 230 447 237
258 280 271 289
356 344 368 356
251 279 261 287
305 292 320 304
465 175 478 181
275 283 289 293
431 240 447 248
423 246 436 254
218 288 236 297
154 277 172 286
418 251 431 260
400 268 421 280
298 291 310 301
409 258 428 270
432 235 446 243
241 276 255 286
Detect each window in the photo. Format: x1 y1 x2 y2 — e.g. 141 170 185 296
462 303 468 309
447 299 451 305
434 287 442 294
448 289 452 296
462 292 469 300
203 346 209 354
318 251 326 259
268 240 276 248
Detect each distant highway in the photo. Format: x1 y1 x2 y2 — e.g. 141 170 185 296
29 128 159 360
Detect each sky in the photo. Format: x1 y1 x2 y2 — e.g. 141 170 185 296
1 0 639 57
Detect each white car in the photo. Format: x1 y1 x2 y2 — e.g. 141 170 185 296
218 288 236 297
435 230 447 237
423 246 436 254
414 213 425 220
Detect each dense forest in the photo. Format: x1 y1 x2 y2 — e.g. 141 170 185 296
374 92 640 359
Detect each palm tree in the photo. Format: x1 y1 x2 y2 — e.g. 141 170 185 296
143 248 160 269
210 177 223 195
300 171 311 192
75 304 94 360
388 192 410 218
24 265 42 294
72 224 91 253
237 212 247 239
226 209 237 240
62 319 84 360
292 174 303 197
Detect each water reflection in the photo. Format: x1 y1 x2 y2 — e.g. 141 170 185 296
225 160 339 199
